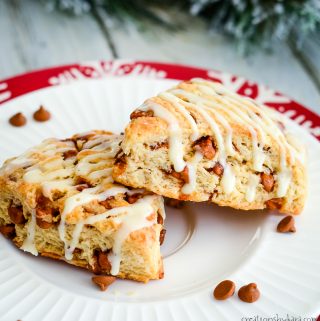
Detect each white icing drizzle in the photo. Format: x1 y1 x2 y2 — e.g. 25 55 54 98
0 157 35 175
67 196 156 275
276 147 292 197
170 89 234 156
179 84 266 171
192 79 295 196
3 132 161 277
140 101 186 172
87 168 113 181
42 179 74 199
181 151 203 194
59 185 129 260
159 92 199 141
143 87 238 194
202 106 235 157
76 153 111 177
246 174 260 202
66 222 84 261
21 209 38 256
83 134 122 154
158 196 166 220
194 106 236 194
24 168 74 183
140 78 298 198
285 132 306 165
221 165 236 194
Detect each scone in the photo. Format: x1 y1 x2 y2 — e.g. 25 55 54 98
0 130 165 282
113 79 307 214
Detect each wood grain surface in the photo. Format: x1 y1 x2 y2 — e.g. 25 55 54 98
0 0 319 113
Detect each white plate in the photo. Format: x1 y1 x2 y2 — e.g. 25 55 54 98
0 76 320 321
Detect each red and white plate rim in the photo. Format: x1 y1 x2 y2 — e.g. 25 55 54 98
0 59 319 142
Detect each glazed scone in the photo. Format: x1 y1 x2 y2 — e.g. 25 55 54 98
113 79 307 214
0 130 165 282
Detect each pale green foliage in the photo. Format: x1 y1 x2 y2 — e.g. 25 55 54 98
44 0 320 53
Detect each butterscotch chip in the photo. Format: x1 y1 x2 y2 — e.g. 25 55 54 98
159 229 166 245
238 283 260 303
194 136 216 160
0 225 15 239
126 193 142 204
114 152 127 174
212 162 224 176
157 214 164 225
35 208 54 229
165 198 184 209
213 280 235 300
62 150 77 160
277 215 296 233
130 110 154 119
261 173 274 192
33 106 51 122
76 184 89 192
92 275 116 291
171 166 189 184
266 198 283 210
100 199 113 210
98 252 112 272
9 113 27 127
150 141 169 150
8 206 25 224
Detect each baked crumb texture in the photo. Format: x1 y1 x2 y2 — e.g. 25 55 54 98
0 130 165 282
113 79 307 215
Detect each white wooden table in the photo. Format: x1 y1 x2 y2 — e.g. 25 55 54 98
1 0 319 114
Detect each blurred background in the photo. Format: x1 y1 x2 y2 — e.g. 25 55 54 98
1 0 319 113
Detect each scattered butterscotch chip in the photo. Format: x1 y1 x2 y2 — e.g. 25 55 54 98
33 106 51 122
9 113 27 127
213 280 235 300
277 215 296 233
238 283 260 303
92 275 116 291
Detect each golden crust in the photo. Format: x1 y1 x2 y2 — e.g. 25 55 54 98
0 130 165 282
113 79 307 215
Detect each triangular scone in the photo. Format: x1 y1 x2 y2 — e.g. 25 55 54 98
0 130 165 282
113 79 307 215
